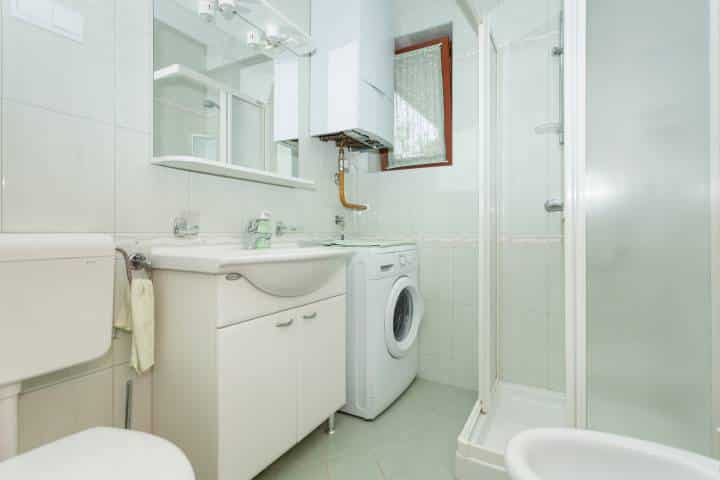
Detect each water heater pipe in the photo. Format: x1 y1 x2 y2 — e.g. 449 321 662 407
337 144 368 211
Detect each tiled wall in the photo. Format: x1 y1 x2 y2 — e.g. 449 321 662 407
347 0 481 392
491 1 565 393
0 0 341 451
417 241 479 390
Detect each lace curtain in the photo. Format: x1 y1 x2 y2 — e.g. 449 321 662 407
390 43 446 168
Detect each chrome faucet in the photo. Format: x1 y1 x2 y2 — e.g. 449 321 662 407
335 215 346 241
276 221 300 237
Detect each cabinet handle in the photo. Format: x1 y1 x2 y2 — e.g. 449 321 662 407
276 318 294 328
302 312 317 320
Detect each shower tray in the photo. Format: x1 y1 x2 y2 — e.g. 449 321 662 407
455 382 566 480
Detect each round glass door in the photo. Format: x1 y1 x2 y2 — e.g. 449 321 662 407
385 277 424 358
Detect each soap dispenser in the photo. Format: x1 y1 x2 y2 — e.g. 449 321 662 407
248 211 273 249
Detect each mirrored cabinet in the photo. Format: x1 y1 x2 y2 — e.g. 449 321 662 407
152 0 314 189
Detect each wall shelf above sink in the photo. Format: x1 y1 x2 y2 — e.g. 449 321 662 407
154 64 264 107
152 156 316 190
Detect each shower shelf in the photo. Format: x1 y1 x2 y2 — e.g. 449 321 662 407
152 156 316 190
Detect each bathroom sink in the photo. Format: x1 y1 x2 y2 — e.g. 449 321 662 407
505 429 719 480
151 245 351 297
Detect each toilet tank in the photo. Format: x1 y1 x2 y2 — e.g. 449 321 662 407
0 234 115 386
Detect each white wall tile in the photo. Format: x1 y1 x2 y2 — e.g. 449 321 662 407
452 246 479 307
116 3 152 133
452 303 479 390
419 246 453 304
113 366 153 433
419 352 455 386
419 297 453 358
3 0 116 123
415 242 480 390
2 100 114 232
116 0 152 37
115 127 189 233
499 241 566 390
18 368 114 452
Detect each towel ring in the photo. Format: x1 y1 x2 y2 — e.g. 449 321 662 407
115 248 152 283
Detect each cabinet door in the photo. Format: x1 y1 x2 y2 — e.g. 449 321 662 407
297 295 347 439
217 311 298 480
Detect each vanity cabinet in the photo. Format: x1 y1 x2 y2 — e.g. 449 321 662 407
153 265 346 480
297 297 347 438
217 309 298 480
217 295 346 480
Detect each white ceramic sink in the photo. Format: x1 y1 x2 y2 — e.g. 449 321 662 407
505 429 720 480
151 245 351 297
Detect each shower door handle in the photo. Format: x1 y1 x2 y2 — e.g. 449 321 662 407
544 198 564 213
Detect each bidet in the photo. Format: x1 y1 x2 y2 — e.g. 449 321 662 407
505 429 720 480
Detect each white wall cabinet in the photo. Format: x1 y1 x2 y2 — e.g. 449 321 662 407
153 269 346 480
310 0 395 148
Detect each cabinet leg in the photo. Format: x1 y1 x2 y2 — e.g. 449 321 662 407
326 413 336 435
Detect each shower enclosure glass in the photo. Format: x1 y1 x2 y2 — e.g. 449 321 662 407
585 0 713 455
463 0 718 472
478 0 568 451
496 8 565 395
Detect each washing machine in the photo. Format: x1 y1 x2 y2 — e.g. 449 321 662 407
342 243 424 420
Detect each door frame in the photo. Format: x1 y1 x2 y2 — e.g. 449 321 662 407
710 0 720 458
562 0 587 429
477 18 493 413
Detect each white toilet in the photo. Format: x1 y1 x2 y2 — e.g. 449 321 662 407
0 234 194 480
0 428 194 480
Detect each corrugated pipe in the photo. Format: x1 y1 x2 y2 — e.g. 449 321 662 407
337 144 368 211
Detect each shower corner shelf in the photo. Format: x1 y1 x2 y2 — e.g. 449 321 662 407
152 156 316 191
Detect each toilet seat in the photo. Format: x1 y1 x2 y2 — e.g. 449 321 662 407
0 428 195 480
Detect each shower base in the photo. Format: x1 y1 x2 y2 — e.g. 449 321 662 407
455 382 566 479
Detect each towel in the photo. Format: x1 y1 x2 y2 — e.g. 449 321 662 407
130 279 155 374
113 257 132 332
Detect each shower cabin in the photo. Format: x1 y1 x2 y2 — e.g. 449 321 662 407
457 0 719 476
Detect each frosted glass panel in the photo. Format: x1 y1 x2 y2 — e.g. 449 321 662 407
586 0 712 454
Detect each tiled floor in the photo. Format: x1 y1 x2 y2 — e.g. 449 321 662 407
254 380 477 480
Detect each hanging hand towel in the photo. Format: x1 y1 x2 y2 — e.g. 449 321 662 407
113 256 132 332
130 279 155 374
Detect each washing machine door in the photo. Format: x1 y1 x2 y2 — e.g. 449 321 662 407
384 276 424 358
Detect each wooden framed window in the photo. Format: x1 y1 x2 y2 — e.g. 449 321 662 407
382 36 452 171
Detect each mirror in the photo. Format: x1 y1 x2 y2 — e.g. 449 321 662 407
153 0 309 181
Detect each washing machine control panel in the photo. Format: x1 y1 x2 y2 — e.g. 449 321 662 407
369 249 418 278
399 253 416 267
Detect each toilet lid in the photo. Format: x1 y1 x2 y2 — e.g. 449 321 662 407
0 428 195 480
